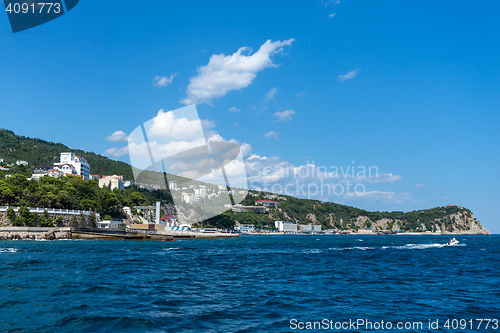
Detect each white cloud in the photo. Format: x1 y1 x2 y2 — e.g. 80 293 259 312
104 146 129 157
106 131 129 142
321 0 340 6
148 109 206 142
201 119 217 137
181 38 295 105
344 191 413 205
273 109 295 122
265 87 278 101
296 92 307 100
338 68 359 81
415 183 427 188
367 173 401 184
264 131 280 140
228 107 241 112
329 13 336 18
245 156 405 202
153 74 177 87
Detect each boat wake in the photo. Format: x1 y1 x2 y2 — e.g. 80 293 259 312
327 243 466 252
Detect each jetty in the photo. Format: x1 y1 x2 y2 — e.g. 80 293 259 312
0 227 238 241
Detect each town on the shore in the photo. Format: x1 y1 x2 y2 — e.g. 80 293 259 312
0 152 490 240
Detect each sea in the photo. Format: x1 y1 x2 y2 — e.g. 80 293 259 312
0 235 499 332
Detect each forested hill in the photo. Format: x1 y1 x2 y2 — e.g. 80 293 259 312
0 128 490 234
0 129 134 179
238 192 490 234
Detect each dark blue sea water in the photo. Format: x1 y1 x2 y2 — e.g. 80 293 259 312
0 235 499 332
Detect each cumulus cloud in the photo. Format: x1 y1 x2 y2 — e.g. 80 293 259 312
181 39 295 105
148 109 206 142
245 155 405 202
329 13 336 18
265 87 278 101
338 68 359 81
228 107 241 112
273 109 295 122
153 74 177 87
264 131 280 140
106 131 129 142
104 146 129 157
415 183 427 188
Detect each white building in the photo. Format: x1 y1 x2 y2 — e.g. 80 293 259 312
235 225 255 233
208 192 218 199
54 152 90 180
169 181 178 190
299 225 322 233
16 160 28 166
123 206 132 217
54 163 78 176
182 192 203 204
275 221 298 233
218 184 226 190
188 195 202 204
0 158 3 163
124 180 134 187
48 169 64 178
194 186 207 197
182 192 191 203
99 175 124 190
96 220 125 229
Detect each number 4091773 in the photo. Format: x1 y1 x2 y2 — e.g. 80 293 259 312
5 2 61 14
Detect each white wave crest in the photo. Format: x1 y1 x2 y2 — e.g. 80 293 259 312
0 248 18 253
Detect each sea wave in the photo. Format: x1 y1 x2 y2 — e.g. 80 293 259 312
329 246 375 251
0 248 18 253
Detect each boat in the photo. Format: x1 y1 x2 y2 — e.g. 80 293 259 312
446 238 459 246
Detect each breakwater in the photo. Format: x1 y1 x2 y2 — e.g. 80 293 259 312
0 227 238 241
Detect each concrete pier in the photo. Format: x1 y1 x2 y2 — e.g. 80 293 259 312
129 228 240 240
0 227 239 241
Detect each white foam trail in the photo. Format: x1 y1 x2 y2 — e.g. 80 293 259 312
329 246 375 251
0 248 18 253
163 247 180 251
329 243 466 251
384 243 466 250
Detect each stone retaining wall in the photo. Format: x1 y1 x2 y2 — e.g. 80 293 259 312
0 212 94 228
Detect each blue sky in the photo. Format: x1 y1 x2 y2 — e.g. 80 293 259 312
1 1 499 232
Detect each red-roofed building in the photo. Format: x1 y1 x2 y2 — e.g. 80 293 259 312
160 214 178 227
99 175 124 190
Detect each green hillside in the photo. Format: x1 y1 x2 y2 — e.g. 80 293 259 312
0 128 489 233
0 129 134 179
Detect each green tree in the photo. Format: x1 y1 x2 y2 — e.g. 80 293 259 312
13 216 23 226
6 206 15 220
71 215 78 227
0 180 14 204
